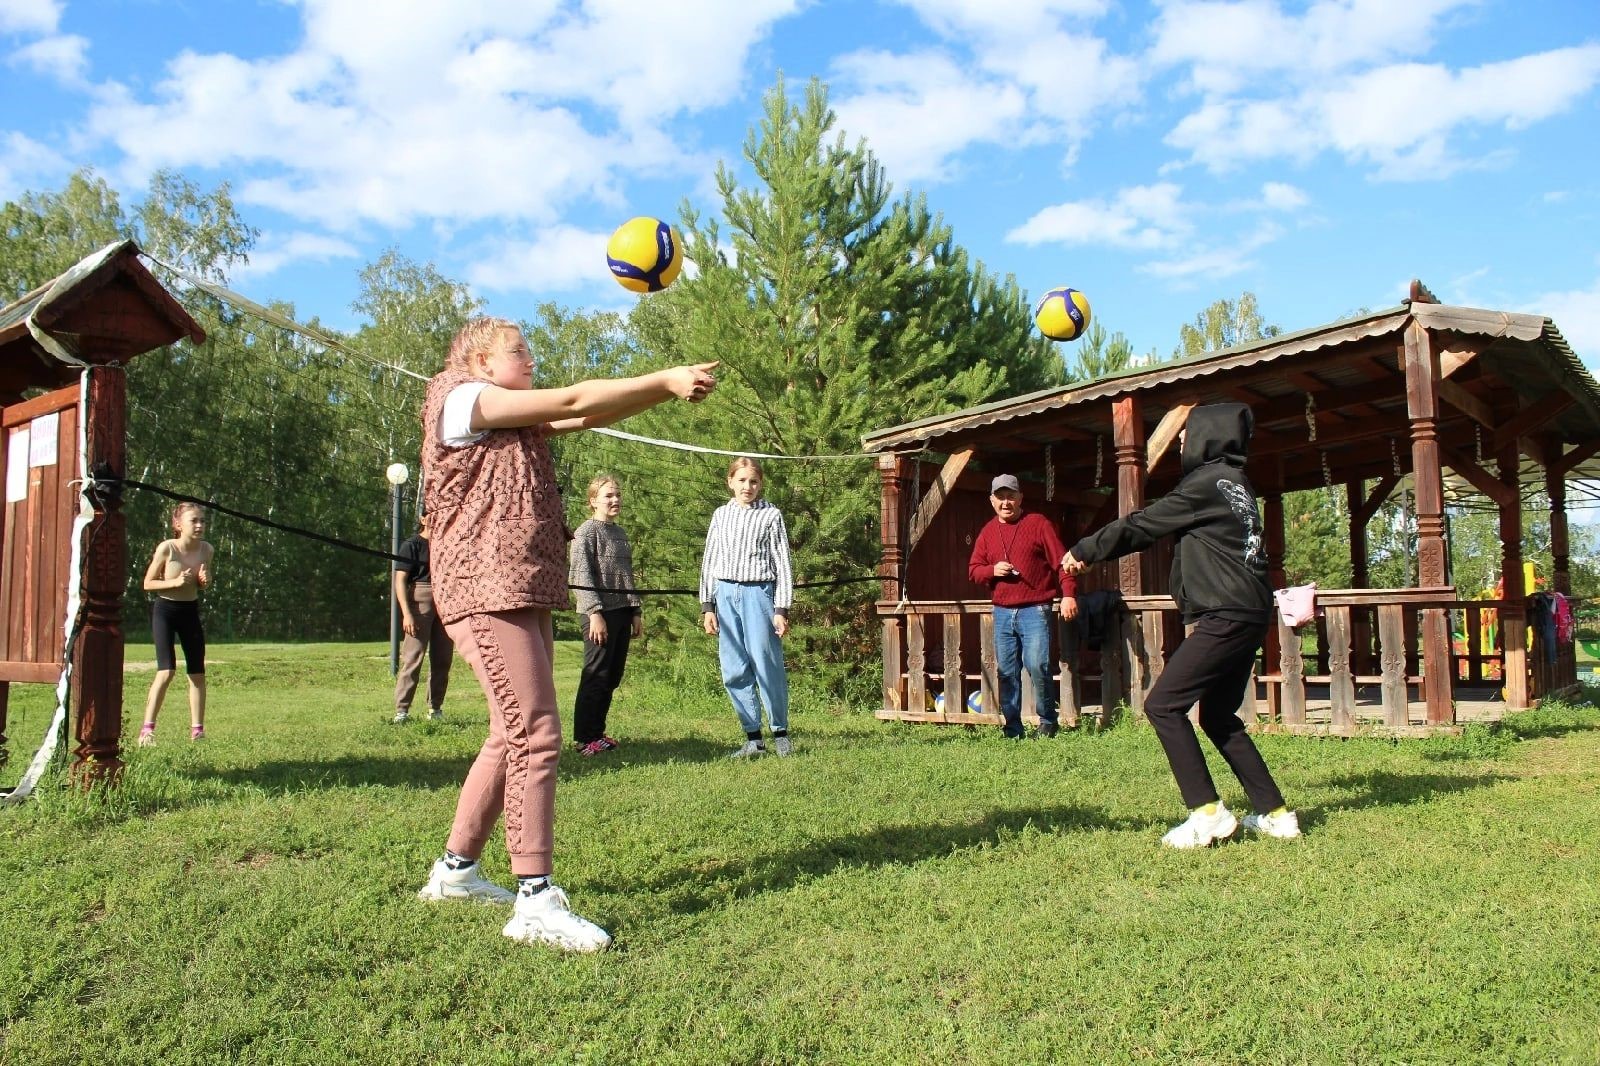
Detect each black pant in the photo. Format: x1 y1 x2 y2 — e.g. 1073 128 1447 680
573 608 634 744
151 598 206 674
1143 614 1286 812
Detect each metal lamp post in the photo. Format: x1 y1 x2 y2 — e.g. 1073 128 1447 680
385 462 410 676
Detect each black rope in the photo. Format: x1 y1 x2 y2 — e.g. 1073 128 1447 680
115 477 882 598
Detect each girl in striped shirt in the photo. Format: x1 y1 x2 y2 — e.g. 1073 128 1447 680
700 458 794 757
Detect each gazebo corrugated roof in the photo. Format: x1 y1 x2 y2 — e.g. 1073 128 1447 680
860 283 1595 736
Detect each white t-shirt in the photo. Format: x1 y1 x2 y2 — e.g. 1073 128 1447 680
440 381 490 448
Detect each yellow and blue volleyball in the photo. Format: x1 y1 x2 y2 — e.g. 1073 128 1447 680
965 690 984 714
1034 286 1091 341
606 216 683 293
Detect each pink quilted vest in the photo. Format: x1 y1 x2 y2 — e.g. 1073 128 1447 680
420 367 569 624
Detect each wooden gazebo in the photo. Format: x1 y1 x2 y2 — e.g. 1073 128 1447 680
0 241 204 784
864 283 1598 736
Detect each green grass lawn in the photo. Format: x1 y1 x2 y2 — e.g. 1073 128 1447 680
2 641 1598 1064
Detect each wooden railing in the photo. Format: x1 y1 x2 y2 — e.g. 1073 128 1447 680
877 586 1569 736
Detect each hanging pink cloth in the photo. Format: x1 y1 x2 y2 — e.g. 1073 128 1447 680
1274 583 1318 628
1554 592 1574 643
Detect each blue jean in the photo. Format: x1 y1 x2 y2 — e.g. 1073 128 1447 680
715 580 789 734
994 602 1056 736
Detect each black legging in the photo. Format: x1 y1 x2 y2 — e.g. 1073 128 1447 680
151 598 206 674
1142 614 1285 812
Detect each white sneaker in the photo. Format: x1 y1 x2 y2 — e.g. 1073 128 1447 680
729 740 766 759
417 859 514 904
427 708 443 721
503 886 612 953
392 709 410 724
1242 809 1302 839
772 735 792 757
1161 802 1239 849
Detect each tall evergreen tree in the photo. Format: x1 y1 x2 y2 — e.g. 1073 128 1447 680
613 77 1062 692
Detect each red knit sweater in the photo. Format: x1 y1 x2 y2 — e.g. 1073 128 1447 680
967 512 1077 607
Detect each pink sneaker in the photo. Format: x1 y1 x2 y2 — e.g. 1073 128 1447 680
577 740 606 757
191 726 207 742
597 736 620 751
137 723 156 747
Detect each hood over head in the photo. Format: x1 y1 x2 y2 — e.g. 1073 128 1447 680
1180 403 1253 474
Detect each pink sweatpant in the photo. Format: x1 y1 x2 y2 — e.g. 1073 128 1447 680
443 607 562 876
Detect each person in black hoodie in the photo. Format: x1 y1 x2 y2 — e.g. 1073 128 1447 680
1063 403 1300 848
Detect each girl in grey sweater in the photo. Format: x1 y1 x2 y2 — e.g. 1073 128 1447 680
569 474 642 754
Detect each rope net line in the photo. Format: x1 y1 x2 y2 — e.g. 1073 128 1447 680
119 259 881 642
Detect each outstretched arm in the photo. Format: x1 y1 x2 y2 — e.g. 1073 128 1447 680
475 363 718 434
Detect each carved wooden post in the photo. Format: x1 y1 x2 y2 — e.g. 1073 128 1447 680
1499 443 1529 710
1546 461 1574 689
1402 319 1454 725
1262 490 1285 720
1546 462 1570 598
878 453 908 715
1112 396 1146 716
71 367 127 783
1346 479 1372 675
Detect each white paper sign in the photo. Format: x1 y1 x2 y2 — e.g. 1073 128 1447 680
6 428 28 502
29 412 59 468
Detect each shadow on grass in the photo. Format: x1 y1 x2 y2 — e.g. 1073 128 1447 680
1300 769 1508 830
1500 715 1600 741
629 804 1164 914
194 736 741 795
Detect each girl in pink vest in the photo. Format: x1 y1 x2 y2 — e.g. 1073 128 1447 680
415 316 715 952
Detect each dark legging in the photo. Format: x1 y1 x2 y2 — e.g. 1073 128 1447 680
151 598 206 674
1143 614 1285 812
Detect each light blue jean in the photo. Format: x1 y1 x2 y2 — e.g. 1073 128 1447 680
715 580 789 735
993 602 1056 737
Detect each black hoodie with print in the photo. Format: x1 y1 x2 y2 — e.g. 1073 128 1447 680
1068 403 1272 625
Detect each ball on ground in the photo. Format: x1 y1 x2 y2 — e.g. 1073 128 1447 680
965 690 984 714
1034 286 1091 341
606 216 683 293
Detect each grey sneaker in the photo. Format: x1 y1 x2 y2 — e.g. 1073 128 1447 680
392 709 410 724
417 859 514 904
772 735 792 757
729 739 766 759
1036 721 1060 739
427 708 443 721
1242 809 1301 839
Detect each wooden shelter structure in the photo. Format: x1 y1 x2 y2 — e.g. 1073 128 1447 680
864 282 1598 736
0 241 204 784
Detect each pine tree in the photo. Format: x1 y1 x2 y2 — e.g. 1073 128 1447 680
614 76 1063 693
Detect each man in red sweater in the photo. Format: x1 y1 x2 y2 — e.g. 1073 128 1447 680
968 474 1079 738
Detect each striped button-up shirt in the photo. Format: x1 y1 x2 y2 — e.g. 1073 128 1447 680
699 498 794 613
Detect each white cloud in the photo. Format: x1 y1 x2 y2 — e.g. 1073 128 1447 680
465 224 611 294
1142 220 1282 281
1150 0 1474 95
829 1 1141 183
76 0 799 230
9 32 86 84
0 0 59 34
1259 181 1308 210
1006 183 1192 249
0 129 68 200
1527 276 1600 371
231 231 362 282
1166 45 1600 178
831 51 1030 183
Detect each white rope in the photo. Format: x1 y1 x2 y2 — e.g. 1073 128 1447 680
2 368 92 805
589 426 874 461
144 254 877 463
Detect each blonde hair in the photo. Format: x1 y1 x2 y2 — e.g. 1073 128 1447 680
727 456 763 479
586 474 619 506
170 502 204 533
446 316 520 371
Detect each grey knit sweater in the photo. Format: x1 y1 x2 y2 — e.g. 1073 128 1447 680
568 519 642 616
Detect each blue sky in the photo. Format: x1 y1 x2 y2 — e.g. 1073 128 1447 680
2 0 1599 369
